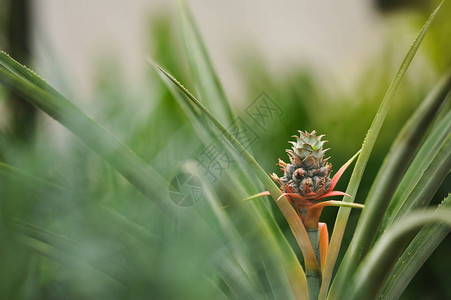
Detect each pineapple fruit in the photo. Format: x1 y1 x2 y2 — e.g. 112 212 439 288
271 130 347 214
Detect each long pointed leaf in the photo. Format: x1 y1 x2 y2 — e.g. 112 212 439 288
11 221 126 283
0 162 164 247
329 71 451 296
380 194 451 299
154 59 310 298
152 64 320 289
347 209 451 300
0 51 62 97
381 111 451 232
183 161 264 287
322 2 445 298
151 57 262 201
0 161 68 193
365 71 451 240
178 1 235 124
0 55 175 216
185 162 304 299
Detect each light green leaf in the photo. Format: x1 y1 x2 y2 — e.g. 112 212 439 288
369 72 451 244
0 162 164 247
347 208 451 300
152 63 318 295
186 160 301 299
154 57 308 298
328 71 451 297
322 2 445 298
0 54 175 216
178 0 235 125
0 51 61 97
380 194 451 299
380 111 451 232
152 58 215 144
182 161 262 284
0 161 68 193
216 257 266 299
11 221 125 283
151 56 261 199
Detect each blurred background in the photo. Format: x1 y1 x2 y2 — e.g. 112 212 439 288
0 0 450 299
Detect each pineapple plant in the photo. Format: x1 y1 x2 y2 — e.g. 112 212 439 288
0 1 449 300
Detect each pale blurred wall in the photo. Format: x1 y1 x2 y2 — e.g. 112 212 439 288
32 0 384 99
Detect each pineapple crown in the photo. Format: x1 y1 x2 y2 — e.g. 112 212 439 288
287 130 330 169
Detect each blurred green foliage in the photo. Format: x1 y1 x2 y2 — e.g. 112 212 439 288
0 2 450 299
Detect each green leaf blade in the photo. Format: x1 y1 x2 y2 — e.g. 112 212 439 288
0 55 175 217
326 71 451 296
380 111 451 232
322 2 446 298
178 1 235 125
347 208 451 300
152 63 320 295
380 194 451 299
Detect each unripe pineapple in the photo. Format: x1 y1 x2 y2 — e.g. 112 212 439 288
271 130 350 214
278 130 332 200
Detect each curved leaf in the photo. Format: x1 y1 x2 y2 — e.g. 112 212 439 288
322 2 445 298
178 1 235 124
380 194 451 299
329 71 451 298
381 111 451 232
347 209 451 300
350 71 451 254
11 221 126 283
152 63 321 296
0 55 175 216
